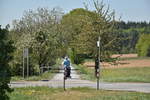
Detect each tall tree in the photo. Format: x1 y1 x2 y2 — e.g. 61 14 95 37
0 26 14 100
10 7 64 75
61 0 118 63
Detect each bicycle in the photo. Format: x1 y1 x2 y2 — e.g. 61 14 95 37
64 67 71 80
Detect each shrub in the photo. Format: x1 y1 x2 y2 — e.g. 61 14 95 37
136 34 150 57
67 48 84 64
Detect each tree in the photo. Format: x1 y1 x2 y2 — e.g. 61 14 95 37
0 26 14 100
61 1 118 63
136 34 150 57
10 7 64 75
115 21 150 54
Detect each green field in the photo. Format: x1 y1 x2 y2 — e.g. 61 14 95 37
9 87 150 100
74 64 150 83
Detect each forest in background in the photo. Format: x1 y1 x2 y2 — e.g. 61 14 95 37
116 21 150 54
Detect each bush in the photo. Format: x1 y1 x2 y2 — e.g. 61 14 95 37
136 34 150 57
67 48 84 64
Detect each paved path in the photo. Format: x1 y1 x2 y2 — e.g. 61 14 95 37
10 66 150 93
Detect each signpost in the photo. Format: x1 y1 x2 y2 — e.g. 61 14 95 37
95 37 100 90
63 76 66 91
23 48 29 78
23 49 24 78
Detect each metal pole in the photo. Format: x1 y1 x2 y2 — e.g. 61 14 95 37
63 77 66 91
27 48 29 78
97 74 99 90
97 36 100 90
63 69 66 91
23 49 25 78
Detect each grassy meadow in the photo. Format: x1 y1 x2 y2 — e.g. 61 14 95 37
74 64 150 83
9 87 150 100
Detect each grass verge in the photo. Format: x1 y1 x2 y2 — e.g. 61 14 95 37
11 59 61 81
74 64 150 83
11 70 57 81
9 87 150 100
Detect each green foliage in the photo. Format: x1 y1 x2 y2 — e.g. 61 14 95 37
115 21 150 54
0 27 14 100
67 48 84 64
61 1 118 63
10 8 64 75
117 21 150 29
67 48 75 63
9 1 150 77
115 29 139 53
11 58 61 81
136 34 150 57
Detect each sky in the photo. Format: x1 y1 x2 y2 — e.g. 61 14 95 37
0 0 150 28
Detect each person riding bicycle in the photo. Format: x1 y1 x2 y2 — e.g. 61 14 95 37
62 57 71 78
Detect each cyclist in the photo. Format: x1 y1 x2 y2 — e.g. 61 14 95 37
62 57 71 78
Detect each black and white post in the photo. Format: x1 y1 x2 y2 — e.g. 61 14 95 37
96 37 100 90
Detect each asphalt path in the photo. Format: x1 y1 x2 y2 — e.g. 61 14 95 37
10 66 150 93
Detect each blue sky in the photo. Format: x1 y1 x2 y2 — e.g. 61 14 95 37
0 0 150 28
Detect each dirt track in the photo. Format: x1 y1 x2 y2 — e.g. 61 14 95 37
111 54 138 58
83 54 150 68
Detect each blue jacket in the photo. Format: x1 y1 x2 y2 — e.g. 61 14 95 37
63 59 70 67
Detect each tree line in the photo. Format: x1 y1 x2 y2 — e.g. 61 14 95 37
116 21 150 54
116 21 150 29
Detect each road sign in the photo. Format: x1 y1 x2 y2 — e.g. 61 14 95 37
23 48 28 58
97 41 100 47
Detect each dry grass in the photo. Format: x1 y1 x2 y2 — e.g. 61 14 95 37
84 59 150 68
111 54 138 58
